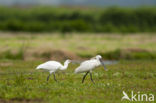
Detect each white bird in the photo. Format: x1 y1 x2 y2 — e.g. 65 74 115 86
36 59 71 82
75 55 107 83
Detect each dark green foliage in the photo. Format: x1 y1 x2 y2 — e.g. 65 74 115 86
100 7 156 32
0 6 155 32
0 49 24 60
98 49 156 60
0 49 156 60
40 51 52 59
77 53 93 58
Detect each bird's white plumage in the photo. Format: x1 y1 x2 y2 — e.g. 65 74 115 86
75 58 101 73
36 59 71 82
36 60 71 73
36 61 62 73
74 55 107 83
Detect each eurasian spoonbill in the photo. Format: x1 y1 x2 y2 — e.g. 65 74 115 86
75 55 107 83
36 59 71 82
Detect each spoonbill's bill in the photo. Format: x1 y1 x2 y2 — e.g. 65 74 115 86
75 55 107 83
36 59 71 82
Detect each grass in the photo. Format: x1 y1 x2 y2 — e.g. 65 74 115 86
0 32 156 60
0 60 156 103
0 32 155 102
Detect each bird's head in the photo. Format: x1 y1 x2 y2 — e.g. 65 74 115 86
95 55 102 59
65 59 71 64
96 55 108 71
91 55 102 60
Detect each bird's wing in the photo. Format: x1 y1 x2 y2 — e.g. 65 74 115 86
75 60 93 73
36 61 61 70
80 60 90 65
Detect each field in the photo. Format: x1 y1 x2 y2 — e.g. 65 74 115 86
0 32 156 103
0 32 156 60
0 60 156 103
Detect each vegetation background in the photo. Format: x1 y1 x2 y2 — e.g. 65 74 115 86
0 7 156 33
0 1 156 103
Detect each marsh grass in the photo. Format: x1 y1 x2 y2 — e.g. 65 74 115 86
0 33 156 60
0 49 24 60
0 60 155 103
98 49 156 60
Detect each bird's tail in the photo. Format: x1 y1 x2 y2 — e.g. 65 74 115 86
74 68 79 74
74 70 78 74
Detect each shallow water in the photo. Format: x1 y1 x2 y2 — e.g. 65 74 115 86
71 60 118 65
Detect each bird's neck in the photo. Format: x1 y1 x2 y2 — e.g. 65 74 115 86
60 61 69 70
94 59 101 66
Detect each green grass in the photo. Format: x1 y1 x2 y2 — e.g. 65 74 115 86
0 32 156 60
0 33 155 102
0 60 156 103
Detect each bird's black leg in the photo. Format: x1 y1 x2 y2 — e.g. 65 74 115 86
47 74 51 81
82 71 89 83
89 72 95 84
53 73 57 82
